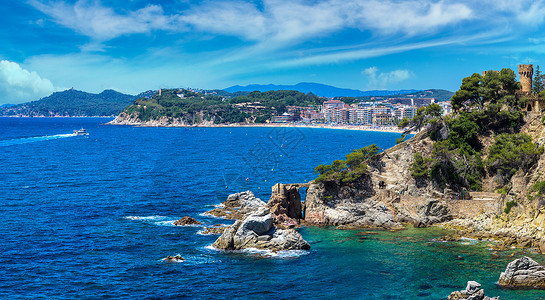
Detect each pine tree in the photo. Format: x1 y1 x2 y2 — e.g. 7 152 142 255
533 65 544 94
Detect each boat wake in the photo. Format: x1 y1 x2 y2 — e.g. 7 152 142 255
0 133 76 146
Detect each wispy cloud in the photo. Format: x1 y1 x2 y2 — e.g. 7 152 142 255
29 0 475 44
29 0 182 41
0 60 58 104
362 67 412 89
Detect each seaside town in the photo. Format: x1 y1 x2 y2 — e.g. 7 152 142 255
271 95 452 126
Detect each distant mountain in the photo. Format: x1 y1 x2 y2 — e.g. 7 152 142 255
1 104 15 108
0 89 137 117
398 89 454 102
224 82 419 98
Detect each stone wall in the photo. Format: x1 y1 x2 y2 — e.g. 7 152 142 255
446 199 503 219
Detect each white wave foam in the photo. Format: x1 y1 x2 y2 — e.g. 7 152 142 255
124 215 167 221
199 212 227 219
204 245 309 258
154 220 177 227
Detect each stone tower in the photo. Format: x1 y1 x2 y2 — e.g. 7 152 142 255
519 64 533 94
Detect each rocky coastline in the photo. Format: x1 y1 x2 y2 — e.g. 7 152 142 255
107 112 407 133
206 189 310 251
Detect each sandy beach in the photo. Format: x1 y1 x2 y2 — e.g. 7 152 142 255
188 123 409 134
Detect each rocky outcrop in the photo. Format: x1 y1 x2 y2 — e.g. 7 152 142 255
163 255 185 262
443 213 545 253
173 216 202 226
266 183 307 227
303 131 455 229
108 111 214 127
447 281 498 300
200 224 228 235
213 208 310 251
498 256 545 289
304 179 403 229
397 199 452 228
206 191 266 220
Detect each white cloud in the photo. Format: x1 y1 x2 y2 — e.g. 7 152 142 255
343 0 473 35
0 60 57 104
30 0 475 44
362 67 412 89
29 0 182 41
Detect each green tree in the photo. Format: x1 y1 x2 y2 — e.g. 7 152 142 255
398 103 443 135
534 65 545 95
450 73 482 111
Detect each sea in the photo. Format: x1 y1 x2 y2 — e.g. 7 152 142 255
0 117 544 299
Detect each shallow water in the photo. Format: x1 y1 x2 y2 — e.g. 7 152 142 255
0 117 543 299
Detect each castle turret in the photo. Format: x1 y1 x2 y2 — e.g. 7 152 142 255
519 64 533 94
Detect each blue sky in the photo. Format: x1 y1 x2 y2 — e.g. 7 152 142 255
1 0 545 104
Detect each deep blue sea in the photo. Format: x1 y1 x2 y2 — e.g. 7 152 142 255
1 117 544 299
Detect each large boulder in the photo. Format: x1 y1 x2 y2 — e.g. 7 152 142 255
213 208 310 251
447 281 498 300
498 256 545 289
206 191 266 220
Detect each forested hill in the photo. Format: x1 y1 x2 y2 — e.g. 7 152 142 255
115 89 324 125
0 89 137 117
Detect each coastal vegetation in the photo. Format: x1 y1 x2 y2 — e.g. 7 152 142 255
0 89 136 117
313 67 542 193
314 144 380 184
121 89 324 124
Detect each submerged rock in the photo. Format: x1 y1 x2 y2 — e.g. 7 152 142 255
173 216 202 226
206 191 266 220
213 207 310 251
201 224 228 235
447 281 498 299
164 255 185 262
498 256 545 289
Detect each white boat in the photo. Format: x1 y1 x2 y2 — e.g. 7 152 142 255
73 128 89 136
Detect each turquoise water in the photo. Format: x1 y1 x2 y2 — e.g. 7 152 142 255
0 117 543 299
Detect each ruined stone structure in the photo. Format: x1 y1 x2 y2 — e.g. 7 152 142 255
482 70 499 77
519 64 533 94
518 64 545 113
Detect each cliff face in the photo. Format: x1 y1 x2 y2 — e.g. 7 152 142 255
108 111 215 127
304 130 452 229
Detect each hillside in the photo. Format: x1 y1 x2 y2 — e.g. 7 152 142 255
303 67 545 252
224 82 419 98
110 89 324 126
0 89 136 117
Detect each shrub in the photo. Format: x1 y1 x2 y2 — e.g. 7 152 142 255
410 153 433 180
314 144 380 184
504 200 516 214
486 133 543 185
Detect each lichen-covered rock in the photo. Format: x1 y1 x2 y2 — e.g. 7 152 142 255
498 256 545 289
213 208 310 251
206 191 266 220
447 281 499 300
173 216 202 226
